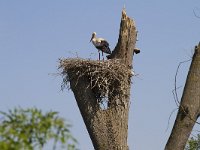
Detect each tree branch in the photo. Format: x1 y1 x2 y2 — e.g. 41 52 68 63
165 42 200 150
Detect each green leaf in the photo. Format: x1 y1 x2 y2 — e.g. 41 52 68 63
0 107 78 150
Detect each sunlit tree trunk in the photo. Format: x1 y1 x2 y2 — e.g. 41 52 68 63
165 43 200 150
62 9 137 150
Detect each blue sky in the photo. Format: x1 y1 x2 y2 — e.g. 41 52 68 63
0 1 200 149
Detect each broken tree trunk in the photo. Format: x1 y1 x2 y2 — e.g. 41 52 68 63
60 9 137 150
165 43 200 150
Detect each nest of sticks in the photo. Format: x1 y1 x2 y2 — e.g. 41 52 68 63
59 58 133 103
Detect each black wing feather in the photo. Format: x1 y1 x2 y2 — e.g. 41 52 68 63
101 40 111 54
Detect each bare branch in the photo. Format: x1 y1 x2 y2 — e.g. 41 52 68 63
174 59 191 106
173 59 200 125
165 108 178 132
165 43 200 150
193 7 200 19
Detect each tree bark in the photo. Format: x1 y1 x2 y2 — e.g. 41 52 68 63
68 9 137 150
165 42 200 150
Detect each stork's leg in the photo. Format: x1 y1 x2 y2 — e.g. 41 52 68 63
102 51 104 61
99 52 100 61
97 50 100 61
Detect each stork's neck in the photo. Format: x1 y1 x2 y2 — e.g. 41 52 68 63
92 35 97 42
93 34 96 40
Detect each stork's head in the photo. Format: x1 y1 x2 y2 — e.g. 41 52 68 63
90 32 96 42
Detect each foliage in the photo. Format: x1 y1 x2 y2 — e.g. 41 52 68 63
0 107 78 150
185 134 200 150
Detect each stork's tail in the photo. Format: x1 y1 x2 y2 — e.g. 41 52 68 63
104 47 112 54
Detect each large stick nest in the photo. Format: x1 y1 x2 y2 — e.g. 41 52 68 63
59 58 133 102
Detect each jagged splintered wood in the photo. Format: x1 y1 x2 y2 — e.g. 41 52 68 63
165 43 200 150
61 9 137 150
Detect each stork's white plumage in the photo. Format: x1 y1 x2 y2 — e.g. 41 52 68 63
90 32 111 60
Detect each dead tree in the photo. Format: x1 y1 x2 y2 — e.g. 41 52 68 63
59 9 138 150
165 43 200 150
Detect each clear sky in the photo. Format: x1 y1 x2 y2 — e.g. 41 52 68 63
0 1 200 150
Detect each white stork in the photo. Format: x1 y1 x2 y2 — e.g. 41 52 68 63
90 32 111 60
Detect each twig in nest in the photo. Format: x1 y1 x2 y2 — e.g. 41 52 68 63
59 58 133 104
